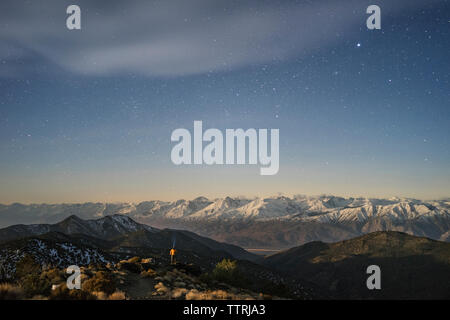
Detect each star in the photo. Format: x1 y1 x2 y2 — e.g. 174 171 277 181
356 43 361 47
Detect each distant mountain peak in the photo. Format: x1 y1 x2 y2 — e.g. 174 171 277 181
0 214 158 244
0 214 258 264
63 214 83 222
193 196 209 202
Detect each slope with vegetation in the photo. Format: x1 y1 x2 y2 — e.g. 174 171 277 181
263 231 450 299
0 253 312 300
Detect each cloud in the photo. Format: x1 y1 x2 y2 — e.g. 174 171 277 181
0 0 441 77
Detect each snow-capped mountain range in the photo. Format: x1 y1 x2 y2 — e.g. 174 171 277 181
1 195 449 248
1 195 448 224
166 195 449 223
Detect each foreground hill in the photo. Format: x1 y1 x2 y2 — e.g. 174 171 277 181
263 231 450 299
0 216 317 299
0 214 257 262
1 195 449 248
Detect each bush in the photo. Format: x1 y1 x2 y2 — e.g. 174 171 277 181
107 290 126 300
126 257 141 263
213 259 237 278
42 268 64 284
50 283 96 300
0 283 24 300
82 271 116 295
207 259 249 288
15 255 41 279
92 291 108 300
93 290 126 300
185 289 242 300
14 255 52 297
141 268 157 278
141 258 153 264
19 274 52 297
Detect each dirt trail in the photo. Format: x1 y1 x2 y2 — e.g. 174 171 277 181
118 272 156 299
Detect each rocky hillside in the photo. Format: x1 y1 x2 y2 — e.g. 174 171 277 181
0 236 317 300
0 214 257 262
263 231 450 299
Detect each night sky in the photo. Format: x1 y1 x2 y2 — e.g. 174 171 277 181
0 0 449 203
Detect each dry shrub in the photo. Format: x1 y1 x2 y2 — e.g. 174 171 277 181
154 282 170 295
185 289 256 300
49 283 96 300
92 291 108 300
126 257 141 263
0 283 25 300
141 268 157 278
108 290 126 300
82 271 116 295
42 268 64 284
93 290 126 300
171 288 188 299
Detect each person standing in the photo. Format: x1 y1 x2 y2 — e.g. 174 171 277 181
170 248 176 265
